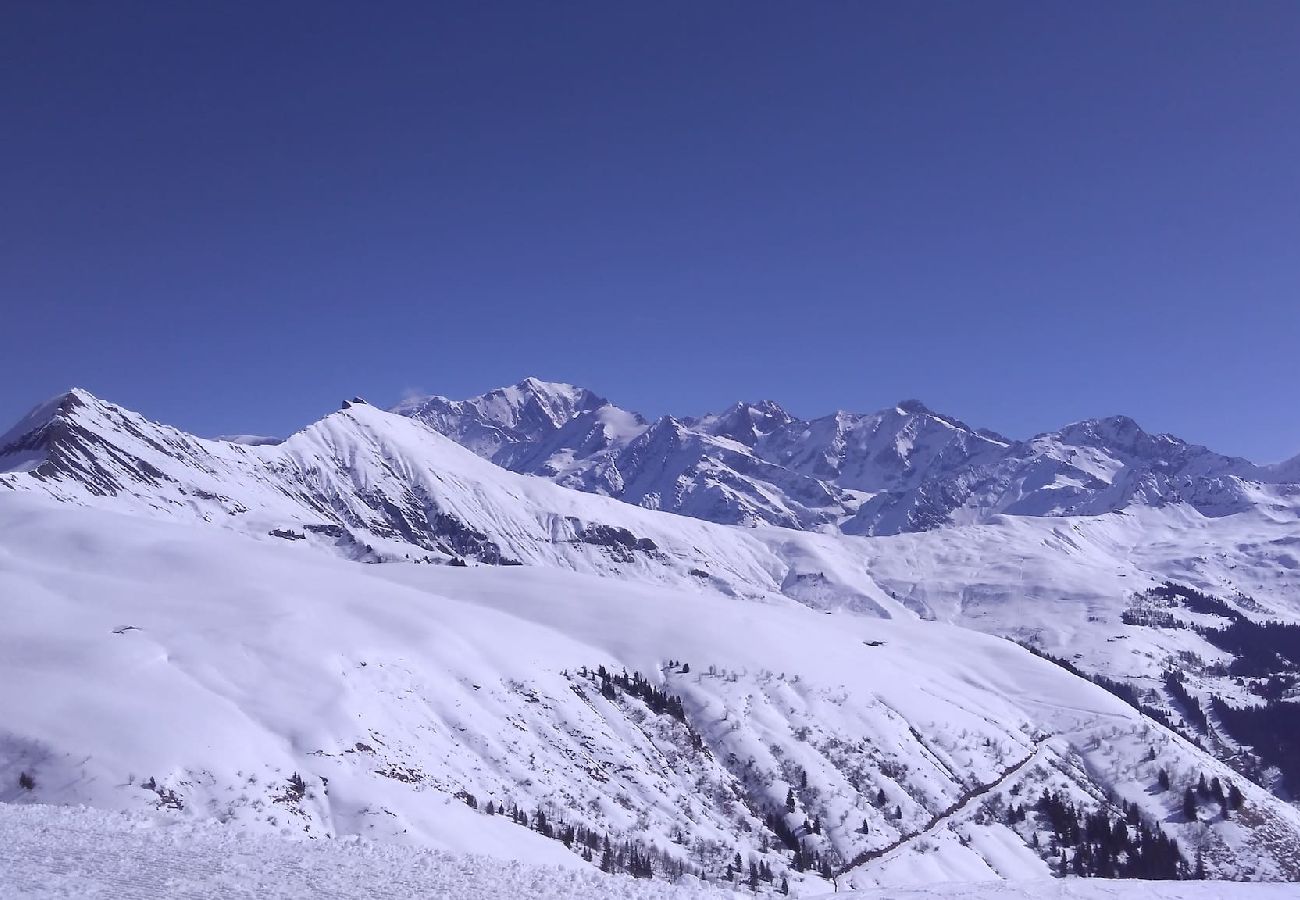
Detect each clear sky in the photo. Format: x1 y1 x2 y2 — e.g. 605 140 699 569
3 2 1299 461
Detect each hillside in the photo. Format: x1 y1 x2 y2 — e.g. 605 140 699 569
4 387 1300 889
6 803 1294 900
3 493 1299 888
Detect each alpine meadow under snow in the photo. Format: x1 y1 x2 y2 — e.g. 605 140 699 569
3 382 1300 897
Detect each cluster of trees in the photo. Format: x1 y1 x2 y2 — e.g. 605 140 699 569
1123 584 1300 797
1164 671 1210 733
1197 619 1300 678
724 853 789 892
588 665 688 723
493 667 814 888
763 787 839 880
1179 772 1244 821
484 795 808 889
481 800 701 880
1157 583 1243 619
762 809 835 877
1211 696 1300 794
1122 583 1239 629
1122 607 1178 628
606 842 656 879
1033 791 1184 879
1252 673 1297 701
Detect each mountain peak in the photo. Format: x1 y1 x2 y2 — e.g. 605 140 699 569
0 388 97 455
692 399 793 446
1054 414 1151 449
895 398 932 416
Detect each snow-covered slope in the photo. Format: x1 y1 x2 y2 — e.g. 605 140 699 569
394 381 1300 534
2 493 1299 887
0 802 737 899
842 883 1297 900
840 415 1296 536
0 389 792 595
5 386 1300 889
6 804 1292 900
5 389 1300 720
5 390 1300 788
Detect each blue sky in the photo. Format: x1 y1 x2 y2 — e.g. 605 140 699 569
3 2 1299 460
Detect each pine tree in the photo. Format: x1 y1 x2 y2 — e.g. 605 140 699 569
1183 788 1198 822
786 788 796 813
1158 768 1171 790
1228 781 1245 811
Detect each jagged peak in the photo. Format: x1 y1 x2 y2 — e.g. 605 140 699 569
726 398 788 416
0 388 100 450
1049 414 1154 450
394 378 608 422
694 399 794 447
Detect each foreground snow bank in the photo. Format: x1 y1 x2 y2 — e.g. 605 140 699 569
0 802 738 899
3 802 1289 900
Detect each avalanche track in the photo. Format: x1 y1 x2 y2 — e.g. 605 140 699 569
839 739 1047 880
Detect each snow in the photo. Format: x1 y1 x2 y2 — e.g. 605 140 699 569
841 882 1297 900
0 802 738 899
0 802 1289 899
2 491 1299 885
4 386 1300 889
383 379 1298 535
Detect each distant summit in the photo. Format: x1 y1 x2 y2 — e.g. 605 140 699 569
383 379 1293 534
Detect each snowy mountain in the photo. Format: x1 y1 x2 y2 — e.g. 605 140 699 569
0 388 788 592
393 380 1300 534
4 385 1300 890
4 493 1300 890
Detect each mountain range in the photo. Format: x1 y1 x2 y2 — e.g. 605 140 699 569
394 378 1300 534
3 381 1300 891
